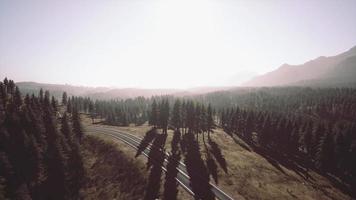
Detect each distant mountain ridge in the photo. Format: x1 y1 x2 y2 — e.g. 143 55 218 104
243 46 356 87
16 82 232 99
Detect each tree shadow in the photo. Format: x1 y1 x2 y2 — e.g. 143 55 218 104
144 148 165 200
231 135 252 152
322 172 355 199
135 128 158 158
92 121 104 125
171 130 181 153
208 138 228 174
184 132 215 200
253 147 286 175
226 130 356 199
143 130 168 200
146 133 167 169
162 130 182 200
180 132 188 154
163 152 181 200
206 152 219 185
230 131 315 181
224 129 253 152
203 137 219 185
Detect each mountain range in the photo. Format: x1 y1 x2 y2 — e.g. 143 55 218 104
243 45 356 87
16 45 356 99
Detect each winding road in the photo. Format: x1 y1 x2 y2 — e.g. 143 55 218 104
85 125 239 200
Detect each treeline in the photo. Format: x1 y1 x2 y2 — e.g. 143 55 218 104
196 87 356 120
67 94 151 126
87 87 356 128
0 78 84 199
149 99 215 138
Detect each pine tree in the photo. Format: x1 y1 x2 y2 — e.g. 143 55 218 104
244 111 255 142
61 112 84 199
159 99 169 134
149 99 158 127
62 92 68 106
312 122 326 157
13 87 22 108
3 78 8 88
67 98 72 114
333 124 349 175
61 113 72 145
289 128 300 154
88 101 95 123
51 96 57 112
25 134 44 199
316 131 335 172
259 115 272 147
66 141 84 199
43 105 67 199
43 91 51 109
207 104 215 139
6 80 15 95
24 94 31 106
171 99 182 130
72 109 83 144
39 89 44 103
302 121 313 155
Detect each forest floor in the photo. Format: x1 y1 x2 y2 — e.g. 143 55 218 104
81 115 353 200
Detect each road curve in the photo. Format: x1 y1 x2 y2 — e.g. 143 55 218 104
85 125 239 200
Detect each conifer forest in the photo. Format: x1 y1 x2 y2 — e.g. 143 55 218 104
2 78 355 200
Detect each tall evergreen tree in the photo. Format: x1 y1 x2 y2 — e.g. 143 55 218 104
207 104 215 139
51 96 57 112
171 99 182 130
43 105 67 199
72 109 83 144
39 89 44 103
316 131 335 172
62 92 68 106
67 98 72 114
160 99 169 134
13 87 22 108
149 99 158 127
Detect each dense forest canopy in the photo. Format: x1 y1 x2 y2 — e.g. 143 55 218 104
0 78 84 199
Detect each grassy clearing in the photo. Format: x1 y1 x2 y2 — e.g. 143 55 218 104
81 115 352 200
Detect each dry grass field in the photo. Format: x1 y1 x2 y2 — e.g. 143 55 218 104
81 115 352 200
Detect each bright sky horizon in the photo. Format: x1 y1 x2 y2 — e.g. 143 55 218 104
1 0 356 89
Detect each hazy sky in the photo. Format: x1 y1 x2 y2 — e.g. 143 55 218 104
1 0 356 88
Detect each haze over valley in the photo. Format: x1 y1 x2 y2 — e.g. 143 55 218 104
14 44 356 100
